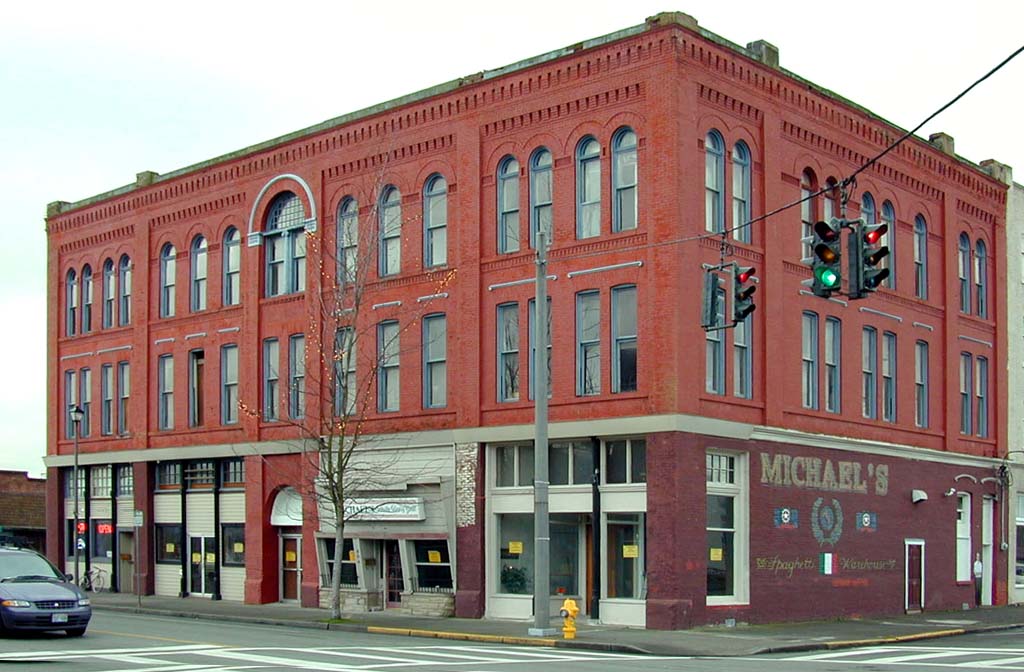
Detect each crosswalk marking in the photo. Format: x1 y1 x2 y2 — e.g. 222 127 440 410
775 645 1024 670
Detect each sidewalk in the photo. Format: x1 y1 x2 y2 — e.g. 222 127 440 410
88 592 1024 657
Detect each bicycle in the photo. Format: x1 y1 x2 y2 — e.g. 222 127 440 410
80 566 108 593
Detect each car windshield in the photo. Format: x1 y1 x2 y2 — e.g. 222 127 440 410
0 553 62 582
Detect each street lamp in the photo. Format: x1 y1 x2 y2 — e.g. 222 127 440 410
69 404 84 587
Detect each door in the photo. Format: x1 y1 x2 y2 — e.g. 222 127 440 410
281 536 301 601
982 497 994 606
905 540 924 613
384 540 403 607
189 537 217 596
118 532 134 593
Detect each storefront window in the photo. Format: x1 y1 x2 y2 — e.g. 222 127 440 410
497 513 533 594
90 520 113 560
413 539 453 591
605 439 646 484
155 524 182 564
494 444 534 487
706 495 735 596
222 524 245 566
706 451 747 603
550 440 592 485
607 513 645 598
550 514 581 595
318 538 357 587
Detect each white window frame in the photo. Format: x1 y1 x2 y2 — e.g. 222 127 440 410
576 290 601 396
915 341 929 428
159 244 176 318
497 303 520 402
956 493 971 582
378 321 399 412
576 137 601 239
706 451 749 605
802 312 818 409
423 314 447 408
824 317 841 413
862 327 878 419
882 331 897 423
221 344 239 425
612 128 638 233
497 157 520 253
423 175 448 267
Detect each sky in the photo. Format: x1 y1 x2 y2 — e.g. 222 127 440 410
1 0 1022 477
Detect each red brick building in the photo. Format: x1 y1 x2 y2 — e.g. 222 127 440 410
0 470 46 552
46 12 1009 628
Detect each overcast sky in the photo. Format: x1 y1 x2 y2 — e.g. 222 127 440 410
2 0 1021 477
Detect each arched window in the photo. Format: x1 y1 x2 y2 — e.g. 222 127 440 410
337 198 358 284
705 131 725 233
880 200 895 288
190 236 207 312
975 239 988 318
913 216 928 299
65 269 78 336
159 244 176 318
223 228 240 306
379 186 402 277
731 141 751 243
800 169 818 259
612 127 638 233
958 233 971 313
576 137 601 239
823 178 839 224
861 192 876 228
423 174 448 267
102 259 115 328
118 255 132 325
497 157 520 253
530 148 553 248
80 265 93 333
264 192 307 297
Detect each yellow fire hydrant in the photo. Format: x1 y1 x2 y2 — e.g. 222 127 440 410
559 597 579 639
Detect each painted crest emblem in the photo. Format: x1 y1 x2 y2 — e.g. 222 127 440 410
811 497 843 547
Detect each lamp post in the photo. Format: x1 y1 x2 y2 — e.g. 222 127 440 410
69 404 84 587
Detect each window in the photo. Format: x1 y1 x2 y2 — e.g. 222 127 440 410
263 338 279 422
221 458 245 488
958 233 971 313
824 317 841 413
158 354 174 430
530 148 553 248
914 216 928 299
732 142 751 243
102 259 115 328
880 201 895 288
705 131 725 233
975 240 988 318
90 519 113 559
378 322 399 412
222 524 245 567
64 370 77 439
156 463 181 490
576 137 601 239
190 236 208 311
882 332 897 423
117 361 129 435
733 314 751 399
976 356 989 438
289 334 305 419
528 299 553 399
801 312 818 409
861 192 876 230
956 493 971 581
915 341 929 428
188 349 205 427
706 286 726 395
65 269 77 336
497 157 520 253
264 192 307 296
549 440 593 485
379 186 402 277
337 198 358 283
612 285 638 393
334 328 356 416
118 255 131 325
494 444 534 488
799 170 816 259
576 291 600 396
223 227 240 306
706 452 747 603
862 327 878 419
607 513 645 598
90 466 111 498
221 344 238 425
604 438 646 484
117 465 133 496
823 178 839 224
497 513 534 594
423 175 447 267
81 265 93 333
79 368 91 437
64 468 85 500
159 243 176 317
413 540 453 591
423 314 447 408
155 524 182 563
497 303 520 402
318 537 358 587
612 128 638 232
100 364 113 436
960 352 973 434
185 461 215 489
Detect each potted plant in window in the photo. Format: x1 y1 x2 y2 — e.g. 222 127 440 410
501 565 528 594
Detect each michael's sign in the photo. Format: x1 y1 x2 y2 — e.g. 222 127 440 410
760 452 888 496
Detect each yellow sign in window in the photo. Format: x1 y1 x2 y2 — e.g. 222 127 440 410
192 553 201 564
622 544 639 558
165 543 175 554
205 553 215 563
285 551 297 563
348 549 357 562
233 542 245 554
428 550 442 563
508 541 523 555
709 547 723 562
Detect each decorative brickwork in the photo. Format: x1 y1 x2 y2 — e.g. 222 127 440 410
455 443 478 528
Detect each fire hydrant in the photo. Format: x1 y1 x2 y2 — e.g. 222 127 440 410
559 597 579 639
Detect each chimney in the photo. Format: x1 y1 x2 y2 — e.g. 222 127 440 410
980 159 1013 186
929 133 955 156
746 40 779 68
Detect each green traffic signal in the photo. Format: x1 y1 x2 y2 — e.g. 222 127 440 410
815 266 840 288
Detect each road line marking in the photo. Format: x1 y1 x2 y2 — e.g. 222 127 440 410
90 627 227 646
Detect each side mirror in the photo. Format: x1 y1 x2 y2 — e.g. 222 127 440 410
65 573 74 582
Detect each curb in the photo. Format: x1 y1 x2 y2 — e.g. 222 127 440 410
763 622 1024 656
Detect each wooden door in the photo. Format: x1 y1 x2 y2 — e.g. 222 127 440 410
385 540 403 607
282 537 300 601
906 542 923 612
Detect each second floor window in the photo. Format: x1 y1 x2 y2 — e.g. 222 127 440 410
862 327 878 419
497 303 519 402
159 243 176 318
79 368 92 437
801 312 818 409
378 321 400 412
423 314 447 408
221 344 238 425
576 137 601 239
289 334 305 419
976 356 989 438
706 288 726 395
263 338 279 422
612 285 638 393
915 341 929 428
188 350 204 427
882 331 897 423
158 354 174 430
379 187 402 277
424 176 448 267
101 364 113 436
824 317 841 413
960 352 973 435
576 291 601 396
264 192 307 297
334 328 356 416
117 361 130 435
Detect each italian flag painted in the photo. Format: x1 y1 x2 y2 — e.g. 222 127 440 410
820 552 838 575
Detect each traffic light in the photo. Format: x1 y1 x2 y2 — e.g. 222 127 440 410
809 219 843 297
701 269 723 330
849 220 890 299
732 264 756 324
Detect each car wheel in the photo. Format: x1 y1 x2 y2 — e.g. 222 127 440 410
66 627 87 637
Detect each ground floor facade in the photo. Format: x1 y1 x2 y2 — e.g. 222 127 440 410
46 418 1019 628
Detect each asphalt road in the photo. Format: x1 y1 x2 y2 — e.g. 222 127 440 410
1 612 1023 671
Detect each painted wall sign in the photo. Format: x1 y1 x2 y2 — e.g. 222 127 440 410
819 552 838 575
760 453 889 496
756 554 897 579
856 511 878 532
343 497 426 521
773 507 799 529
755 556 815 578
811 497 843 547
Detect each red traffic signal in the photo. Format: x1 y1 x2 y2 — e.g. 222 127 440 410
864 222 888 245
736 266 756 284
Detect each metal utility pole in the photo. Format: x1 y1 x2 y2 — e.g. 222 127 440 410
529 230 556 636
70 404 84 587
